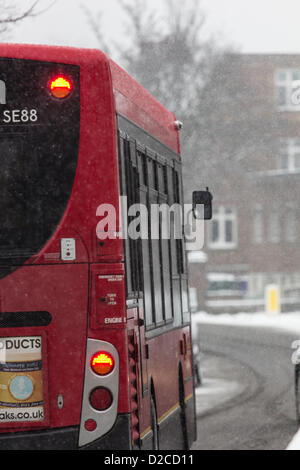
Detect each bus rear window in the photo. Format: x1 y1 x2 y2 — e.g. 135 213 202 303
0 58 80 271
0 134 77 258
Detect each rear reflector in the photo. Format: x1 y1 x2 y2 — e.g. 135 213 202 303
89 387 113 411
84 419 97 432
90 351 114 376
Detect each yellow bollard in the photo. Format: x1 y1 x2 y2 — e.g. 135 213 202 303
265 284 280 315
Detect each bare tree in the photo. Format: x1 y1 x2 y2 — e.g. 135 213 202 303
0 1 56 37
84 2 280 196
83 0 218 117
84 1 278 205
194 54 282 185
82 1 230 198
81 5 109 53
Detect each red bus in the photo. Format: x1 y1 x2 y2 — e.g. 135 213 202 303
0 44 202 450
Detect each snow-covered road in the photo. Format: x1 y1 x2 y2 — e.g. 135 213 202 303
192 311 300 450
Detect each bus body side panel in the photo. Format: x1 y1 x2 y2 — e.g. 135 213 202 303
139 326 195 450
114 105 196 448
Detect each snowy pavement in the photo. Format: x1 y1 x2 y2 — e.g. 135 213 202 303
286 430 300 450
192 310 300 450
194 354 247 418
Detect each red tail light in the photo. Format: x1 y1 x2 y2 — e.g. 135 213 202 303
49 75 72 99
89 387 113 411
84 419 97 432
90 351 114 376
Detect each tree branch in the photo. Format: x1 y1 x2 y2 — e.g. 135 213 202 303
0 0 57 24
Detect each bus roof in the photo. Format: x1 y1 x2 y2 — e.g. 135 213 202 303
109 59 180 153
0 44 180 153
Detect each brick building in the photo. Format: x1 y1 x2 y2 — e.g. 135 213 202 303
188 54 300 312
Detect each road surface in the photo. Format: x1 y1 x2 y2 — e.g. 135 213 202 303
192 323 300 450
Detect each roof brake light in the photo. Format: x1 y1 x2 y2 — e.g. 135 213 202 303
49 75 72 99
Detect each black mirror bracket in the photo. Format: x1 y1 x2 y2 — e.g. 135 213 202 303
192 188 213 220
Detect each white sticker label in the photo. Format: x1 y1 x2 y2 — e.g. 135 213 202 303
0 336 44 423
61 238 76 261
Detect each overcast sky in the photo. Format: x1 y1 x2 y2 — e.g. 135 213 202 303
8 0 300 61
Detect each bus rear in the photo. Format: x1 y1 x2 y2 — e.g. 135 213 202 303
0 45 199 450
0 45 127 449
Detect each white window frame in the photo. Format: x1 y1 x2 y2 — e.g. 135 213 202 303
278 138 300 172
253 204 264 244
208 206 237 250
275 69 300 111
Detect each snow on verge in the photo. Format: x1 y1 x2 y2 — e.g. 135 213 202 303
191 311 300 337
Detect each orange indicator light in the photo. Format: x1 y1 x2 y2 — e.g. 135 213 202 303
90 351 114 376
49 76 72 99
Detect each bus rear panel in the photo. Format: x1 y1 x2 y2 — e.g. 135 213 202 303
0 45 196 450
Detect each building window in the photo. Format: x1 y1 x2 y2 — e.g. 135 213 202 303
275 69 300 110
283 272 300 298
208 206 237 249
248 273 265 298
253 205 264 244
278 138 300 172
249 272 300 300
188 286 198 311
207 273 248 297
268 210 280 243
285 205 297 242
248 272 282 298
